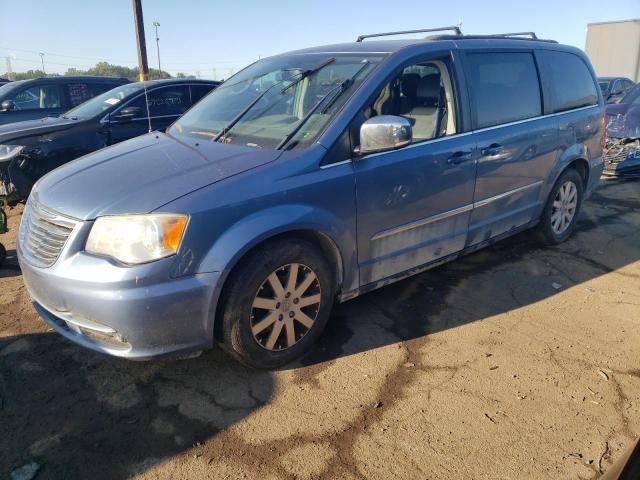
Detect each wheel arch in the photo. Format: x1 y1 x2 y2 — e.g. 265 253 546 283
199 205 356 340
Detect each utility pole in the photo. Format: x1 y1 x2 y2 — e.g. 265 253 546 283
131 0 149 81
39 52 45 74
153 21 161 78
5 57 13 81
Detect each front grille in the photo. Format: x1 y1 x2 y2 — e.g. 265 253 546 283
604 147 628 167
19 200 78 268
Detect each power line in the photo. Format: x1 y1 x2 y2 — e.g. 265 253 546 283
0 45 253 66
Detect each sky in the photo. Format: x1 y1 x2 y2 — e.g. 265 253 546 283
1 0 638 80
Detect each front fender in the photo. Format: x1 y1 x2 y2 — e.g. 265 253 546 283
197 203 358 294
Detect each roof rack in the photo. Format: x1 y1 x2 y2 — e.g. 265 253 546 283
491 32 538 39
356 26 462 42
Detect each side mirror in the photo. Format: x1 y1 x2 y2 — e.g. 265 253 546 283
112 106 143 122
357 115 412 156
0 99 15 112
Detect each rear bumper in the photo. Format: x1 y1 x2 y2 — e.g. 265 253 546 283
19 245 221 360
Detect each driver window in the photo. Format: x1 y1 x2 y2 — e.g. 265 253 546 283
9 84 63 110
355 60 457 145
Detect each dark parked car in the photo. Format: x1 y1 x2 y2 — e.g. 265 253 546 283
18 29 604 368
0 79 219 201
0 76 130 125
0 78 10 86
604 83 640 176
598 76 635 104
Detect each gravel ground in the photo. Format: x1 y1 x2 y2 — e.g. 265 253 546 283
1 179 639 480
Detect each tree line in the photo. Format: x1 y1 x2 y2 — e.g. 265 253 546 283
1 62 196 81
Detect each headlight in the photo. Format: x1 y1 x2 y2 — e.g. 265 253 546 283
86 214 188 265
0 144 24 161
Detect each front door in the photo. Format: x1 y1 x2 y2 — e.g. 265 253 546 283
354 57 477 285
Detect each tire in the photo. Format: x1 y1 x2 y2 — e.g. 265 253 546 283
537 168 584 245
219 238 335 369
0 243 5 268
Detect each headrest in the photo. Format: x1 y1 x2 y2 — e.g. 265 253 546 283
400 73 420 98
417 74 441 100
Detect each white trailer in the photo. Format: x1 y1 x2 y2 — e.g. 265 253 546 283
585 19 640 82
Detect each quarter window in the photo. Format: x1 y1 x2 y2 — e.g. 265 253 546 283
466 52 542 129
538 51 598 113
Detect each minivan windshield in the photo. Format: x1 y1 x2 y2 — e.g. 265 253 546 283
169 53 383 150
62 83 144 119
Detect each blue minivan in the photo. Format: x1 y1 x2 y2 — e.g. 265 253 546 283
16 29 605 368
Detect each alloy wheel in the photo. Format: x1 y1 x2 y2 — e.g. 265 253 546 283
250 263 322 351
551 180 578 235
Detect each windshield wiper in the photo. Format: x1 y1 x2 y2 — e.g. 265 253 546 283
281 57 335 94
276 61 371 150
213 74 307 143
213 58 337 143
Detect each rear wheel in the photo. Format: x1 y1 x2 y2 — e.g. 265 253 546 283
537 168 584 245
0 243 5 268
219 238 335 369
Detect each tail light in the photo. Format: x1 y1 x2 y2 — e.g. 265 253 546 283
601 111 607 152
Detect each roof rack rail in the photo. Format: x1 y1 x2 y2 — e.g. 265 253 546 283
490 32 539 39
356 26 462 42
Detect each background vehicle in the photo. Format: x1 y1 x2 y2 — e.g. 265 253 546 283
18 29 604 368
0 76 130 125
0 78 10 86
598 76 635 103
604 83 640 176
0 78 219 201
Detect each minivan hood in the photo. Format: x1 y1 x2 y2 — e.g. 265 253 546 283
0 116 77 142
34 132 282 220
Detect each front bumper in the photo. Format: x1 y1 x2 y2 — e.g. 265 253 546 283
18 218 221 359
603 139 640 177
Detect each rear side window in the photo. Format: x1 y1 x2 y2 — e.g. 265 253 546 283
66 82 120 107
66 83 93 107
466 52 542 129
538 51 598 113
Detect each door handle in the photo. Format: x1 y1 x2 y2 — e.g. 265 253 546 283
481 143 509 160
446 151 473 166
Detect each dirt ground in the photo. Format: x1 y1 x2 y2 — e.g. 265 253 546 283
1 179 639 480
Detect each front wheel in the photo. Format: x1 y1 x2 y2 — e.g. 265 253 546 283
219 238 335 369
537 168 584 245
